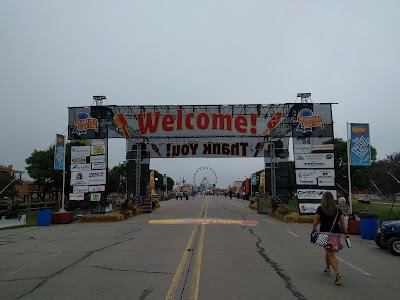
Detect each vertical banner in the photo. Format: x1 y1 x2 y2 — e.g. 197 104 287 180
54 134 65 170
251 174 257 185
260 171 265 195
350 123 371 166
150 170 155 195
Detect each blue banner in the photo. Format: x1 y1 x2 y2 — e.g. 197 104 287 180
54 134 65 170
350 123 371 166
251 174 257 185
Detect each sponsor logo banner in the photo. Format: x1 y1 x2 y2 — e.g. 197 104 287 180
54 134 65 170
88 170 106 185
91 145 106 155
91 139 105 146
92 162 106 170
251 174 257 185
71 157 87 164
89 185 105 192
73 112 98 135
295 169 335 185
350 123 371 166
297 189 337 200
296 109 325 133
295 153 334 169
71 146 90 158
71 163 91 171
90 193 102 201
317 177 335 187
90 155 106 163
70 193 85 201
71 171 89 186
73 186 89 193
294 144 334 154
298 203 320 214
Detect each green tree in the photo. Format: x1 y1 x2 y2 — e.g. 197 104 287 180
108 163 127 193
369 151 400 196
0 172 20 199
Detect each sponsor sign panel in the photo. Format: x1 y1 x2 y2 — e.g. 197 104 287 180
295 153 334 169
71 157 87 164
73 186 89 193
71 163 91 171
298 203 321 214
295 169 335 185
70 171 89 186
72 112 98 135
91 139 105 146
294 144 334 154
251 174 257 185
297 189 337 200
88 170 106 185
70 193 85 201
54 134 65 170
89 185 106 192
71 146 90 158
296 108 325 133
350 123 371 166
91 144 106 155
258 196 270 214
92 162 106 170
317 177 335 187
90 155 106 163
90 193 102 201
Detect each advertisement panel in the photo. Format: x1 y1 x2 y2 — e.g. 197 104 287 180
350 123 371 166
258 196 270 214
54 134 65 170
298 203 320 214
70 193 85 201
73 186 89 193
70 171 89 186
297 189 337 200
294 144 334 154
71 146 90 157
91 144 106 155
89 185 106 192
71 157 87 164
71 163 91 172
88 170 106 185
90 155 106 163
259 171 265 195
91 139 105 146
295 169 335 185
90 193 101 201
251 174 257 185
294 153 334 169
92 162 106 170
317 177 335 187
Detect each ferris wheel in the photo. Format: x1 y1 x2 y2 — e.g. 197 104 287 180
193 166 218 190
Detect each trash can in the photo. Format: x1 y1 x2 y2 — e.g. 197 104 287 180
37 208 52 226
359 211 378 240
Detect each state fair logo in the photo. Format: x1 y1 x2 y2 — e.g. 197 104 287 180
73 112 99 135
296 109 324 133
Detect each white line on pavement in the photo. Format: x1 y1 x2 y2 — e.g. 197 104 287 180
266 220 275 224
1 252 62 278
336 256 371 276
286 230 300 238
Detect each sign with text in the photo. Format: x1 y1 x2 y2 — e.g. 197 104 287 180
294 144 334 154
73 186 89 193
71 157 87 164
71 163 91 172
90 193 102 201
317 177 335 187
71 146 90 158
350 123 371 166
92 162 106 170
54 134 65 170
295 169 335 185
298 203 320 214
91 144 106 155
70 193 85 201
297 189 337 200
89 185 105 192
90 155 106 163
258 196 270 214
294 153 334 169
88 170 106 185
70 171 89 186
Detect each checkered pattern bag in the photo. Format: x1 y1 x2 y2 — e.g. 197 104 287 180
315 233 329 246
313 209 339 247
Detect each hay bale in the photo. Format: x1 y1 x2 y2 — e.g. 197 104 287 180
80 213 124 223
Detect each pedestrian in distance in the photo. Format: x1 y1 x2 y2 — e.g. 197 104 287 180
311 191 350 285
185 192 189 200
180 191 183 200
175 191 179 200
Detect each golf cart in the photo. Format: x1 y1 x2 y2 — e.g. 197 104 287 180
375 220 400 256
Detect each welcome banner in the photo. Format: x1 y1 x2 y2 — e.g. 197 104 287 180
350 123 371 166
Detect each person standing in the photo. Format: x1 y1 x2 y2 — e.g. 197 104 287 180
311 191 350 285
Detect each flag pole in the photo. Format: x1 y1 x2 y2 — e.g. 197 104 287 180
347 122 353 213
60 137 66 212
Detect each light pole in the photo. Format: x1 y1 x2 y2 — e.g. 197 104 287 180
163 174 167 196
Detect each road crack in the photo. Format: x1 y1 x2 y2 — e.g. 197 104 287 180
77 265 174 275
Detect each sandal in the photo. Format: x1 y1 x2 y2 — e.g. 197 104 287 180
335 273 343 285
324 267 331 276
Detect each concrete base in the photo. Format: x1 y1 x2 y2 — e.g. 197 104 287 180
0 215 27 228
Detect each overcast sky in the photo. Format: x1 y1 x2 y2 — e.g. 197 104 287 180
1 1 399 188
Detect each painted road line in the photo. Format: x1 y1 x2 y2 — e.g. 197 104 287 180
336 256 371 276
189 199 208 300
286 230 300 238
165 199 207 300
266 220 275 224
1 252 62 278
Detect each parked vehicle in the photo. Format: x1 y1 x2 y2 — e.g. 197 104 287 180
375 220 400 256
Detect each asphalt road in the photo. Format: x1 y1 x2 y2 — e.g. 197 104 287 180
0 195 399 300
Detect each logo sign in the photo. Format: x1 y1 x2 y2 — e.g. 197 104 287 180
71 146 90 158
295 169 335 185
92 162 106 170
71 163 91 171
350 123 371 166
73 186 89 193
312 144 334 151
298 203 320 214
91 139 105 146
90 155 105 163
295 153 334 169
73 112 99 135
317 177 335 187
54 134 65 170
294 144 334 154
113 113 130 139
251 174 257 185
297 189 337 200
89 185 105 192
91 145 106 155
70 193 85 201
70 171 89 186
71 157 87 164
296 109 325 133
88 170 106 185
90 193 101 201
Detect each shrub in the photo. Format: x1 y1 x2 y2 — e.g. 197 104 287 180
276 205 291 214
283 213 314 223
80 213 124 223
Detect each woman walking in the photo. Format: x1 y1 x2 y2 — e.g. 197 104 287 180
311 191 350 285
